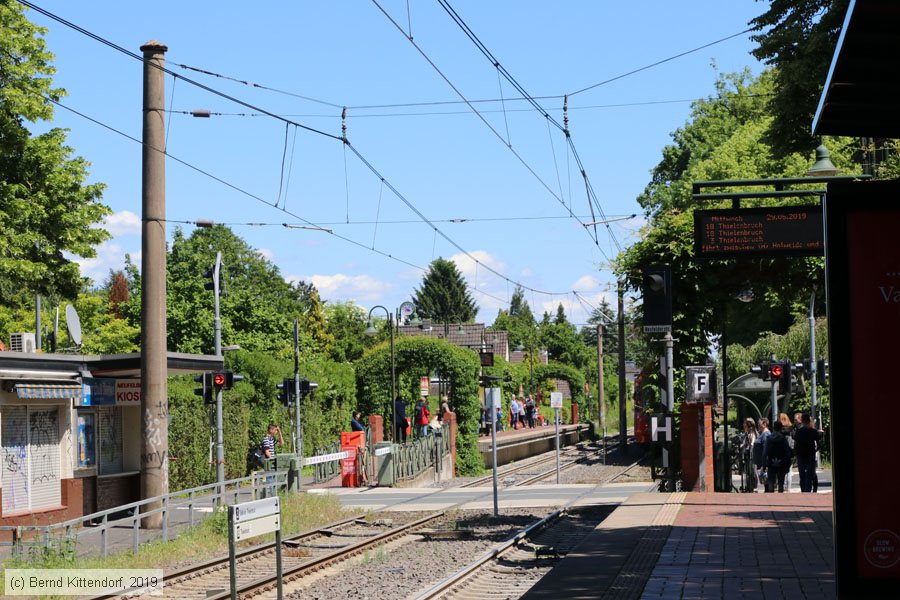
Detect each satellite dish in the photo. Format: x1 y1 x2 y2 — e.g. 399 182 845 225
65 304 83 347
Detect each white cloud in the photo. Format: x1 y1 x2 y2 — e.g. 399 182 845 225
295 273 393 302
257 248 275 261
520 267 534 277
75 242 137 283
102 210 141 236
449 250 505 279
572 274 601 291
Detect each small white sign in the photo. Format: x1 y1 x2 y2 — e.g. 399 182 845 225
486 387 502 410
115 380 142 405
550 392 563 409
374 446 392 457
233 514 280 541
233 497 280 523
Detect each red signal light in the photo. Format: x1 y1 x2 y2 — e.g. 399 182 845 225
213 372 226 387
770 364 783 378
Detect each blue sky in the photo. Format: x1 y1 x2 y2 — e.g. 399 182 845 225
28 1 765 325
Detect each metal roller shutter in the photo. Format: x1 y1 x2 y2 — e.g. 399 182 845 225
28 407 61 510
2 407 29 513
99 406 123 475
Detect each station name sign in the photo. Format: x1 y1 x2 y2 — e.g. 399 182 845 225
693 205 823 259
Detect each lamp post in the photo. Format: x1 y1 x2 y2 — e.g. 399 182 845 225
722 283 754 492
365 306 396 440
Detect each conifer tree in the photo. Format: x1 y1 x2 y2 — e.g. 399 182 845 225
412 258 478 328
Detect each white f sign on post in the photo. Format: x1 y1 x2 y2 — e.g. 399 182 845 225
685 366 717 404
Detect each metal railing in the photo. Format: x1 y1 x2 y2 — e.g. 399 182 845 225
393 425 451 482
312 426 371 484
313 440 342 483
0 471 286 559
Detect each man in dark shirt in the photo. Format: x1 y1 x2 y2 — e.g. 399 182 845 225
394 397 407 443
794 412 819 493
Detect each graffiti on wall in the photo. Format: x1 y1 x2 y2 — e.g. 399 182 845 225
29 409 58 485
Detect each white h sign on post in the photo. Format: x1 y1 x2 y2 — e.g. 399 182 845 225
651 414 674 444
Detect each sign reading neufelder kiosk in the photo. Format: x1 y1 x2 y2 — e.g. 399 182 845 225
694 205 823 259
826 180 900 599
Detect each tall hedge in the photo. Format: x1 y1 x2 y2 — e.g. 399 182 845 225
166 350 356 490
355 336 482 474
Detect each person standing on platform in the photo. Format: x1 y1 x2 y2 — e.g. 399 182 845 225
415 397 431 438
753 418 770 491
350 411 365 432
779 413 795 491
438 395 451 423
510 396 521 430
394 396 407 443
794 413 819 492
741 418 758 492
763 420 792 493
524 396 536 429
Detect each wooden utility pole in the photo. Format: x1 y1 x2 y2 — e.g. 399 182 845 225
596 324 605 437
618 281 627 451
140 40 168 528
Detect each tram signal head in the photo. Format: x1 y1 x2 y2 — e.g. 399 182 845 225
213 372 227 388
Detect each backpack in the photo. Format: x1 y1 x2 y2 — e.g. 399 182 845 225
767 434 790 468
246 443 266 473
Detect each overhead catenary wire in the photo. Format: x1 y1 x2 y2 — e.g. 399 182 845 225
567 28 753 97
50 97 607 304
434 0 620 252
369 0 606 256
48 97 426 274
21 0 595 302
165 93 774 120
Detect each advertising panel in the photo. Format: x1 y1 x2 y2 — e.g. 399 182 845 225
826 180 900 598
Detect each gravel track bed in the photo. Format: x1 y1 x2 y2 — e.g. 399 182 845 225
433 445 588 488
129 512 434 599
285 508 548 600
554 458 652 485
436 506 615 600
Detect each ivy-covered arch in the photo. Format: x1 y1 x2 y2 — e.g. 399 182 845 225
532 361 586 405
355 336 482 474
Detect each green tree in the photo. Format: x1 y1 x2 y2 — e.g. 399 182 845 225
412 258 477 330
324 300 372 362
120 225 318 357
616 70 857 371
579 300 617 352
750 0 850 156
0 2 109 302
303 288 334 356
491 285 536 349
540 313 590 371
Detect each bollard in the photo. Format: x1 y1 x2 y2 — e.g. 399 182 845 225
288 457 301 493
375 441 394 486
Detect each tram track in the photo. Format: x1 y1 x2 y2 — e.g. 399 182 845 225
460 430 632 488
414 454 647 600
96 434 644 600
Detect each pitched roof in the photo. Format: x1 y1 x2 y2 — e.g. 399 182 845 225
397 323 509 360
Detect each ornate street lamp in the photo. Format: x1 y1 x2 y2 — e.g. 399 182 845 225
365 306 396 440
